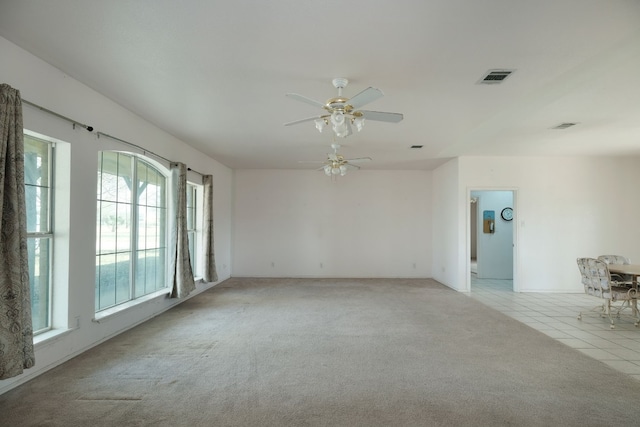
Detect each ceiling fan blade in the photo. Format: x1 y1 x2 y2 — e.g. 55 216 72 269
347 87 384 109
284 116 320 126
286 93 326 108
346 157 372 163
298 160 326 164
345 163 361 170
360 110 403 123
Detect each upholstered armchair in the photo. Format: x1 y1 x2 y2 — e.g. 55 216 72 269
576 258 638 329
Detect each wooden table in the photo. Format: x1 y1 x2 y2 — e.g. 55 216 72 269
607 263 640 283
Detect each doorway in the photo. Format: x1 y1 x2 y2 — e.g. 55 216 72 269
469 190 516 292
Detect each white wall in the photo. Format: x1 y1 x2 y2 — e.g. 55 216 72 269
431 158 462 290
233 169 432 278
0 36 233 394
458 156 640 292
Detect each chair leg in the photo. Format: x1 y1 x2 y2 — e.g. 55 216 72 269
606 302 616 329
578 303 607 321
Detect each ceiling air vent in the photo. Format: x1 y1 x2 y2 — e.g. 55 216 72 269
477 69 515 84
552 122 578 130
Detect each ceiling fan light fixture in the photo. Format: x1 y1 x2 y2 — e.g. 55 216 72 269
330 111 349 137
331 111 345 126
315 118 326 132
353 117 365 132
331 166 341 175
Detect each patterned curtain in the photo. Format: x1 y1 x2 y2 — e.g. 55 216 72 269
202 175 217 283
169 162 196 298
0 84 35 380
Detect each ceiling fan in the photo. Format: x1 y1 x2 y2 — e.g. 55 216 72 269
300 143 371 177
284 78 403 138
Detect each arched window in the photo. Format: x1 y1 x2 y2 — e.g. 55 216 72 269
95 151 168 311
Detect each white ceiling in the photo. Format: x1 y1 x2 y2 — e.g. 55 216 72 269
1 0 640 170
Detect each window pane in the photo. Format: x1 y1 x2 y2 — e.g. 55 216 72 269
96 200 102 254
141 248 166 294
188 230 195 275
137 161 148 206
24 135 50 187
143 207 159 248
186 206 194 230
115 252 131 304
135 251 147 297
25 184 49 233
117 154 132 204
186 184 194 208
98 151 120 202
116 202 131 252
186 185 196 231
28 237 50 332
97 201 116 254
97 254 117 310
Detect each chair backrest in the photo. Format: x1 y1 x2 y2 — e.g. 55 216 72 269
598 255 633 282
577 258 613 298
598 255 630 265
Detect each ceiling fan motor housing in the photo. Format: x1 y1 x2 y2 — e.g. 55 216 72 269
332 77 349 89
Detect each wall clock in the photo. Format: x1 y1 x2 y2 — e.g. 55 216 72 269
501 207 513 221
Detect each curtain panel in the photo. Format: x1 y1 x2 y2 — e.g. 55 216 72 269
0 83 35 380
202 175 217 283
169 162 196 298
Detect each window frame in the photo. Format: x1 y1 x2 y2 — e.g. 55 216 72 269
186 182 197 277
24 133 55 335
95 151 170 313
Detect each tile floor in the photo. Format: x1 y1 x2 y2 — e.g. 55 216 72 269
468 276 640 381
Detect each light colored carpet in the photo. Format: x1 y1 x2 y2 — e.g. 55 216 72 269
2 278 640 426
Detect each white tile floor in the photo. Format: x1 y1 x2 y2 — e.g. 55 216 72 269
468 276 640 381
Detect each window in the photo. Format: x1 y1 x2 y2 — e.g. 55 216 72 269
95 152 168 312
186 183 197 275
24 134 53 334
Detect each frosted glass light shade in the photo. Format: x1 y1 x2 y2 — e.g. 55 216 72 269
331 111 345 126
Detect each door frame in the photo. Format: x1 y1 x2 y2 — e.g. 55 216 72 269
466 187 518 292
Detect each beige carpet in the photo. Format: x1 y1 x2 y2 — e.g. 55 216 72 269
2 278 640 426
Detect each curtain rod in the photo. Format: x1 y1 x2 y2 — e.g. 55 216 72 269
22 99 94 132
22 98 204 177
